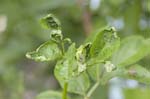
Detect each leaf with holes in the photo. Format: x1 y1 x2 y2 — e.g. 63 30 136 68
89 27 120 65
40 14 61 30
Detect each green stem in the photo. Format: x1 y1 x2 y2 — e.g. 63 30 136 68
86 81 100 98
61 42 65 55
85 65 105 99
61 40 68 99
87 59 105 67
62 82 68 99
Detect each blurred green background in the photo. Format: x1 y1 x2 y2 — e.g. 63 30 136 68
0 0 149 99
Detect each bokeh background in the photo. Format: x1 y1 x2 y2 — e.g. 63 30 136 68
0 0 149 99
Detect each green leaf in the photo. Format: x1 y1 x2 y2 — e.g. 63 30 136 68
87 64 102 81
88 61 116 83
112 36 150 67
100 67 124 84
50 32 63 43
36 90 61 99
67 72 90 95
54 43 90 95
124 88 150 99
40 14 62 40
26 41 61 61
123 64 150 84
101 64 150 84
55 43 77 80
63 38 72 44
40 14 61 31
89 26 120 62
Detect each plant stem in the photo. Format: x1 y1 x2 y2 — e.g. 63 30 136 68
85 65 105 99
61 41 68 99
62 82 68 99
86 81 100 98
61 42 65 55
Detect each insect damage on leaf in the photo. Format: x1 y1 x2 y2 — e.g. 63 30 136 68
87 27 120 67
26 13 150 99
90 26 120 61
40 14 61 35
26 41 61 61
50 32 63 43
76 43 91 73
103 27 118 43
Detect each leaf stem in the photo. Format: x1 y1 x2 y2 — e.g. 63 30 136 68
85 65 105 99
62 82 68 99
61 42 65 55
86 81 100 98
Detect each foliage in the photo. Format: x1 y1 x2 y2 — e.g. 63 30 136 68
36 91 62 99
0 0 149 99
26 14 150 99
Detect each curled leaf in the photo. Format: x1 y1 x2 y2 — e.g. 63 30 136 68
40 14 61 30
89 26 120 63
50 32 63 43
63 38 72 44
26 41 61 61
76 43 91 73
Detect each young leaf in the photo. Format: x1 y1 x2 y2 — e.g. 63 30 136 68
36 90 61 99
89 27 120 63
76 43 91 73
26 41 61 61
50 32 63 43
63 38 72 44
40 14 61 31
112 36 150 67
54 43 90 95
